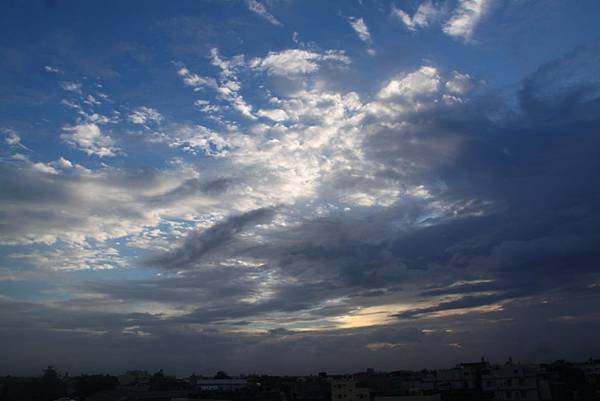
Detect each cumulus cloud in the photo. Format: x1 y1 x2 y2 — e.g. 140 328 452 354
443 0 493 41
378 66 442 99
445 71 476 94
245 0 282 26
61 123 120 157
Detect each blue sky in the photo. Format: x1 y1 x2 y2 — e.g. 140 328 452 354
1 0 600 375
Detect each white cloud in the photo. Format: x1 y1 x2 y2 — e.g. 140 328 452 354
4 129 21 146
369 66 476 118
84 94 101 106
210 49 256 119
392 1 441 31
31 162 60 175
53 157 74 169
149 124 231 157
257 108 288 122
44 65 62 74
177 66 217 90
348 17 372 43
60 81 82 94
443 0 493 41
178 58 254 119
61 123 120 157
378 66 441 99
249 49 350 76
245 0 282 26
129 106 164 126
445 71 475 94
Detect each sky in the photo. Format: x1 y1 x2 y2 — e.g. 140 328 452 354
1 0 600 376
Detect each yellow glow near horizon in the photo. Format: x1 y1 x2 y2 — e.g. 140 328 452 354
332 303 410 329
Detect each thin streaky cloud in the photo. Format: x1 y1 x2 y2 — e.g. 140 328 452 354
245 0 282 26
348 16 372 43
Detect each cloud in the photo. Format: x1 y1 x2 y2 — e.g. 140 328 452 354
245 0 282 26
377 66 442 99
3 129 22 146
177 66 217 90
10 244 126 271
146 207 275 270
147 124 230 156
249 49 350 76
44 65 62 74
60 81 82 94
445 71 476 94
128 106 164 126
348 17 372 43
61 123 120 157
392 1 441 31
177 49 258 119
443 0 493 41
2 40 600 374
256 108 288 122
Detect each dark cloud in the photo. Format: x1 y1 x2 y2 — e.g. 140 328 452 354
145 207 275 270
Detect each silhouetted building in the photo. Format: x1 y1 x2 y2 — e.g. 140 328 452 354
331 379 370 401
482 362 549 401
374 395 441 401
292 376 331 401
196 378 248 391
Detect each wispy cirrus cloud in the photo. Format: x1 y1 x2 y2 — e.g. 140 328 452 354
392 1 441 31
348 16 372 43
245 0 282 26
